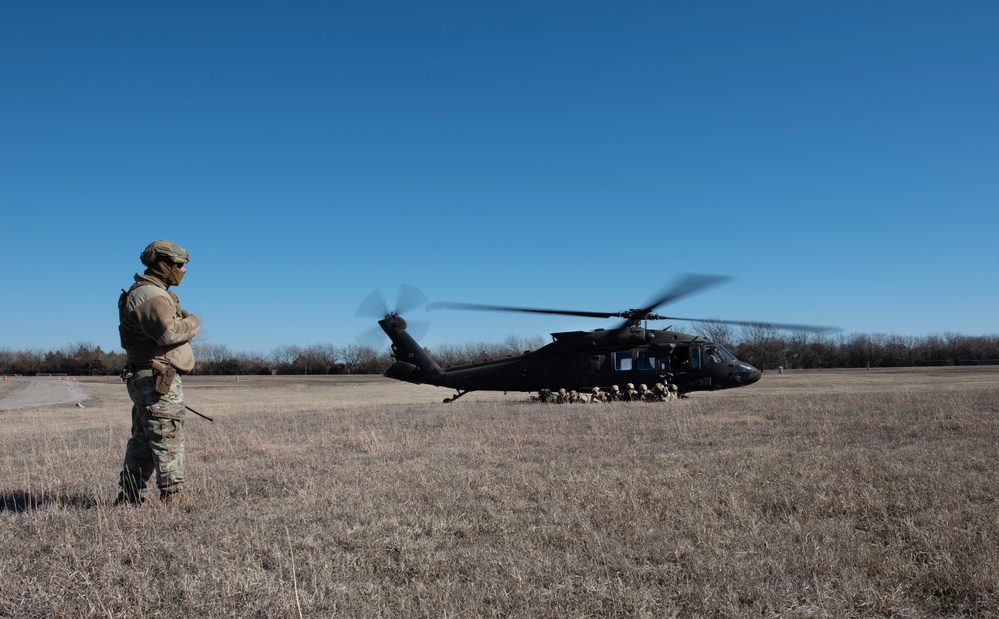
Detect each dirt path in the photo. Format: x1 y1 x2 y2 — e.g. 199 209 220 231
0 378 91 410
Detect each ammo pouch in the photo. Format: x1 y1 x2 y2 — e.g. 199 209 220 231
151 360 177 396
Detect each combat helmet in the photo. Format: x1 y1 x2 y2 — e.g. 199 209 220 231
141 240 190 266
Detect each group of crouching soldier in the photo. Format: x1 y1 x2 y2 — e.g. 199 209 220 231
536 382 679 404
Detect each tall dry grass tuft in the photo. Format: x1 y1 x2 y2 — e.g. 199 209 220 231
1 369 997 617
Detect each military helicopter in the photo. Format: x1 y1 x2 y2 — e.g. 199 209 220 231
358 275 836 403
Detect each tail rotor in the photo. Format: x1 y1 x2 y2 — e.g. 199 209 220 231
355 285 430 346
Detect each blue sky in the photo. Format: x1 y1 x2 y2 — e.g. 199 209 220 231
2 1 997 356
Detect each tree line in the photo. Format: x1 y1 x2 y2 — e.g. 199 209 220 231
692 323 999 370
2 330 997 377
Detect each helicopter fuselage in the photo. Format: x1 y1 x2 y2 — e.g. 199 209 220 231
380 314 762 398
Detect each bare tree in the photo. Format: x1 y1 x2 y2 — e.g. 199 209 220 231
738 322 784 370
305 343 340 374
270 344 301 367
429 342 465 368
340 343 379 374
429 341 509 367
192 342 234 374
500 334 548 356
689 320 737 349
783 331 812 369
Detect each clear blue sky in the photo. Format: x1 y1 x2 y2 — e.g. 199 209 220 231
3 1 997 356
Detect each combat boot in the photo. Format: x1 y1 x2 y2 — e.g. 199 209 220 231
114 475 144 506
113 488 144 506
160 490 193 506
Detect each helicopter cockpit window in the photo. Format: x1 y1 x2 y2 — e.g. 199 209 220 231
704 346 736 365
613 351 632 371
637 350 656 370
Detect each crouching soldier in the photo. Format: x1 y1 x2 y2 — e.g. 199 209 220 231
623 383 638 402
666 384 679 401
653 383 668 401
638 384 653 401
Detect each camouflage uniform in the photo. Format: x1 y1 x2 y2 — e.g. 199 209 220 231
116 240 200 505
638 384 652 401
624 383 638 402
122 370 187 496
665 384 679 401
653 383 667 401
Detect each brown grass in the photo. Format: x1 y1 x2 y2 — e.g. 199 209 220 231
2 368 997 617
0 378 24 400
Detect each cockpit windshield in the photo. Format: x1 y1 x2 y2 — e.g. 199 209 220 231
703 345 737 365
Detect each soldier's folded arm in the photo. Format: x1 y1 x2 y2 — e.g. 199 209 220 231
135 296 201 346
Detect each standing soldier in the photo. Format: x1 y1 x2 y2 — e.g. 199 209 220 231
115 240 200 506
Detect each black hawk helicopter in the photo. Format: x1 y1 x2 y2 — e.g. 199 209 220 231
359 275 836 403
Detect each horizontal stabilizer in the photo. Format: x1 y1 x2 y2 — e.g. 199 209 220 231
384 361 419 380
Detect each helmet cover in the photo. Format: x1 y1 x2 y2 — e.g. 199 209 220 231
140 240 190 266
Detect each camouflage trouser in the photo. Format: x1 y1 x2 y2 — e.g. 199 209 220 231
121 369 186 494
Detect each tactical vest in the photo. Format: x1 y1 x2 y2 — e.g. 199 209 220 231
118 281 156 350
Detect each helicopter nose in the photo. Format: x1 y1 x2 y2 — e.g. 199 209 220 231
734 363 762 385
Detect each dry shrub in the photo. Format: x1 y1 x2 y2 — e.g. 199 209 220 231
1 368 997 617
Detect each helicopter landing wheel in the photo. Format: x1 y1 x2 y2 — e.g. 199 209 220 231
443 390 470 403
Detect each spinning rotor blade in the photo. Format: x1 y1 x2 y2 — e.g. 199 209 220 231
662 316 840 335
395 284 429 316
428 274 735 324
636 274 731 320
357 324 389 348
355 289 389 319
355 285 430 345
356 285 429 319
426 274 837 334
427 301 617 320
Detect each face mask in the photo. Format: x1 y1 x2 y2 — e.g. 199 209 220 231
168 264 186 287
147 260 186 287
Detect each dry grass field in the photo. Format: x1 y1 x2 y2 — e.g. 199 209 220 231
1 367 997 618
